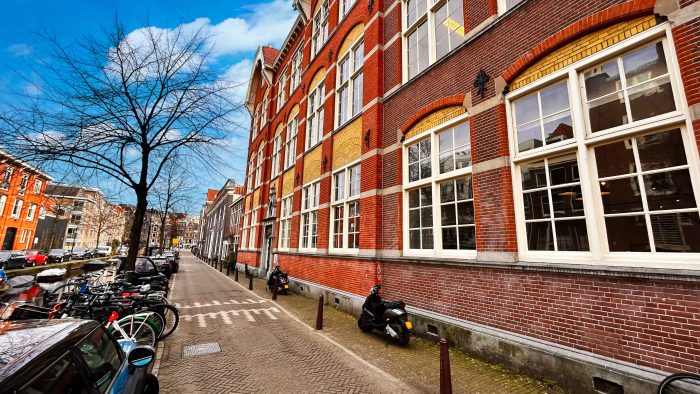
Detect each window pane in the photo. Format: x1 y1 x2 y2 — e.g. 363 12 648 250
439 152 454 174
441 204 456 226
440 182 455 203
584 60 621 99
540 81 570 116
606 215 650 252
637 129 686 171
421 207 433 227
514 92 539 126
78 328 122 393
438 129 453 153
601 176 643 214
422 229 434 248
651 212 700 253
521 160 546 190
555 219 589 251
628 76 675 122
454 122 469 146
409 229 421 248
434 3 449 59
352 73 363 115
622 42 668 87
409 209 421 228
543 112 573 145
517 121 542 152
588 92 628 132
454 147 471 170
457 201 474 224
409 163 419 182
548 153 578 186
419 139 431 159
420 186 432 206
526 221 554 251
643 170 696 211
523 190 550 220
455 177 473 200
551 186 584 218
458 226 476 250
408 189 420 208
442 227 458 249
335 172 345 200
595 139 636 178
354 43 364 69
408 144 419 163
420 161 431 178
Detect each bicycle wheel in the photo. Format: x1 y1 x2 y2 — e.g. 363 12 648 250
148 304 179 339
110 315 157 347
49 283 82 303
658 373 700 394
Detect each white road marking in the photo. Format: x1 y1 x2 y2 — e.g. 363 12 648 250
174 299 267 309
180 307 282 325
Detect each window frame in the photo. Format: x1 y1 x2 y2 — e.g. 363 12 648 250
33 178 42 194
254 148 264 188
284 116 298 170
11 198 23 219
306 81 325 150
290 44 303 92
506 24 700 269
1 166 12 190
278 194 293 251
299 180 321 252
26 203 36 221
402 113 476 259
271 133 282 179
277 67 288 113
330 161 362 253
336 38 364 129
497 0 526 15
18 173 29 196
311 0 330 58
340 0 358 19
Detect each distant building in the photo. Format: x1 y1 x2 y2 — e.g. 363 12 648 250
200 181 244 260
0 150 52 250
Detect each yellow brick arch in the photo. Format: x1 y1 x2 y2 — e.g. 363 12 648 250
404 106 466 141
287 104 300 122
338 24 365 59
309 68 326 91
274 122 284 136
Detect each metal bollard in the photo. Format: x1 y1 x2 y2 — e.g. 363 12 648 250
248 274 253 290
272 276 278 300
315 294 324 330
244 263 249 278
234 266 239 281
439 338 453 394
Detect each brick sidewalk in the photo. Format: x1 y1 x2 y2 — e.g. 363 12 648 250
156 253 410 393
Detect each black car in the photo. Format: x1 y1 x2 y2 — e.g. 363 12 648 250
71 247 93 260
48 248 71 263
0 251 28 269
150 257 172 278
0 319 158 393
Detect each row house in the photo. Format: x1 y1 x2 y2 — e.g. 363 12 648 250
0 150 51 250
200 181 245 261
238 0 700 391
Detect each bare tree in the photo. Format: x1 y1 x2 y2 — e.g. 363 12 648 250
0 19 242 271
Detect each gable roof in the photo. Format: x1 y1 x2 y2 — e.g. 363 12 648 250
262 46 279 66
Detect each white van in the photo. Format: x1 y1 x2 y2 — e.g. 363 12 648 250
97 245 112 257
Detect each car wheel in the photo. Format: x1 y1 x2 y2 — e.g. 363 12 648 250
143 373 159 394
31 262 36 267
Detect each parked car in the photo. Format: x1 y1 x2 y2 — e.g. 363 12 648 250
0 251 28 269
71 247 93 260
165 254 179 273
22 250 49 266
0 319 158 393
150 256 171 278
97 245 112 257
47 248 71 263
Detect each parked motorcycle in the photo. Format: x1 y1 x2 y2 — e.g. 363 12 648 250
267 266 289 295
357 285 412 346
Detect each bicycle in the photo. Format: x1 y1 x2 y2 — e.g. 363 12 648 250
658 373 700 394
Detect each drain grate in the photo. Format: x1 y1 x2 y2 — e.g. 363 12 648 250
182 342 221 358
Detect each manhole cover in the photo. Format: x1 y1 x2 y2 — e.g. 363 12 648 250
182 342 221 357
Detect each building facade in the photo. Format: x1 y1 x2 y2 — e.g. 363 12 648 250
238 0 700 390
200 181 245 261
0 150 51 250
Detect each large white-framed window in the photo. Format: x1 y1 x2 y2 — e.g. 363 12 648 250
0 195 6 216
247 158 255 190
300 180 320 250
337 39 364 127
254 148 263 188
232 203 242 250
403 0 465 81
271 134 282 179
285 117 298 169
18 173 29 195
261 94 268 126
11 199 23 219
26 203 36 221
330 163 361 252
307 82 325 150
403 116 475 257
19 229 28 244
241 212 249 249
33 178 42 194
252 106 260 139
290 45 303 92
277 68 288 113
311 0 330 58
340 0 358 18
507 26 700 268
1 166 12 190
248 208 258 249
278 195 293 250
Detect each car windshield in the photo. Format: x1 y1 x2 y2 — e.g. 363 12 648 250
135 258 155 273
49 249 63 254
0 251 11 259
73 248 87 253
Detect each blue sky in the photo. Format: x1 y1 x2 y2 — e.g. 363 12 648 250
0 0 297 213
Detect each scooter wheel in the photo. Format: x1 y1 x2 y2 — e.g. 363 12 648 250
392 320 411 346
358 315 373 333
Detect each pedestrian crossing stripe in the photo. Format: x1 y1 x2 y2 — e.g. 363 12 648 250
174 299 267 309
180 307 281 327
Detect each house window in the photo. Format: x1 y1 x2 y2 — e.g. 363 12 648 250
285 117 298 169
404 0 465 80
18 174 29 195
0 195 6 216
279 195 293 250
254 148 263 188
312 1 330 57
247 158 255 190
277 68 288 113
26 203 37 221
331 164 361 250
300 181 320 250
261 94 269 126
20 229 28 244
252 107 260 138
33 178 43 194
271 134 282 178
508 35 699 264
290 46 303 92
307 82 325 149
340 0 358 17
1 166 12 190
404 118 475 256
498 0 525 14
248 209 258 249
337 40 364 126
11 199 23 219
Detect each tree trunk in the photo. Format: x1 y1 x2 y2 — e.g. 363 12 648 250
125 189 148 273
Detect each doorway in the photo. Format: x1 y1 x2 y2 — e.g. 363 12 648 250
261 225 273 275
2 227 17 250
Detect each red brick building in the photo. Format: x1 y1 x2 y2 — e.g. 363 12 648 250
237 0 700 390
0 150 51 250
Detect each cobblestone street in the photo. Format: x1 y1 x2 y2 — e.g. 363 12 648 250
156 252 562 393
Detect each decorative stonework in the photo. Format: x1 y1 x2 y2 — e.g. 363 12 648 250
309 68 326 91
338 24 365 58
510 16 657 91
404 106 466 140
303 145 322 184
332 117 362 169
282 169 294 196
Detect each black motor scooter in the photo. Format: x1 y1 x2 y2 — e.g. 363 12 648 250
267 266 289 295
357 285 412 346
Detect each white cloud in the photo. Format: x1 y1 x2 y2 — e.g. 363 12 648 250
23 82 41 97
7 43 32 57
